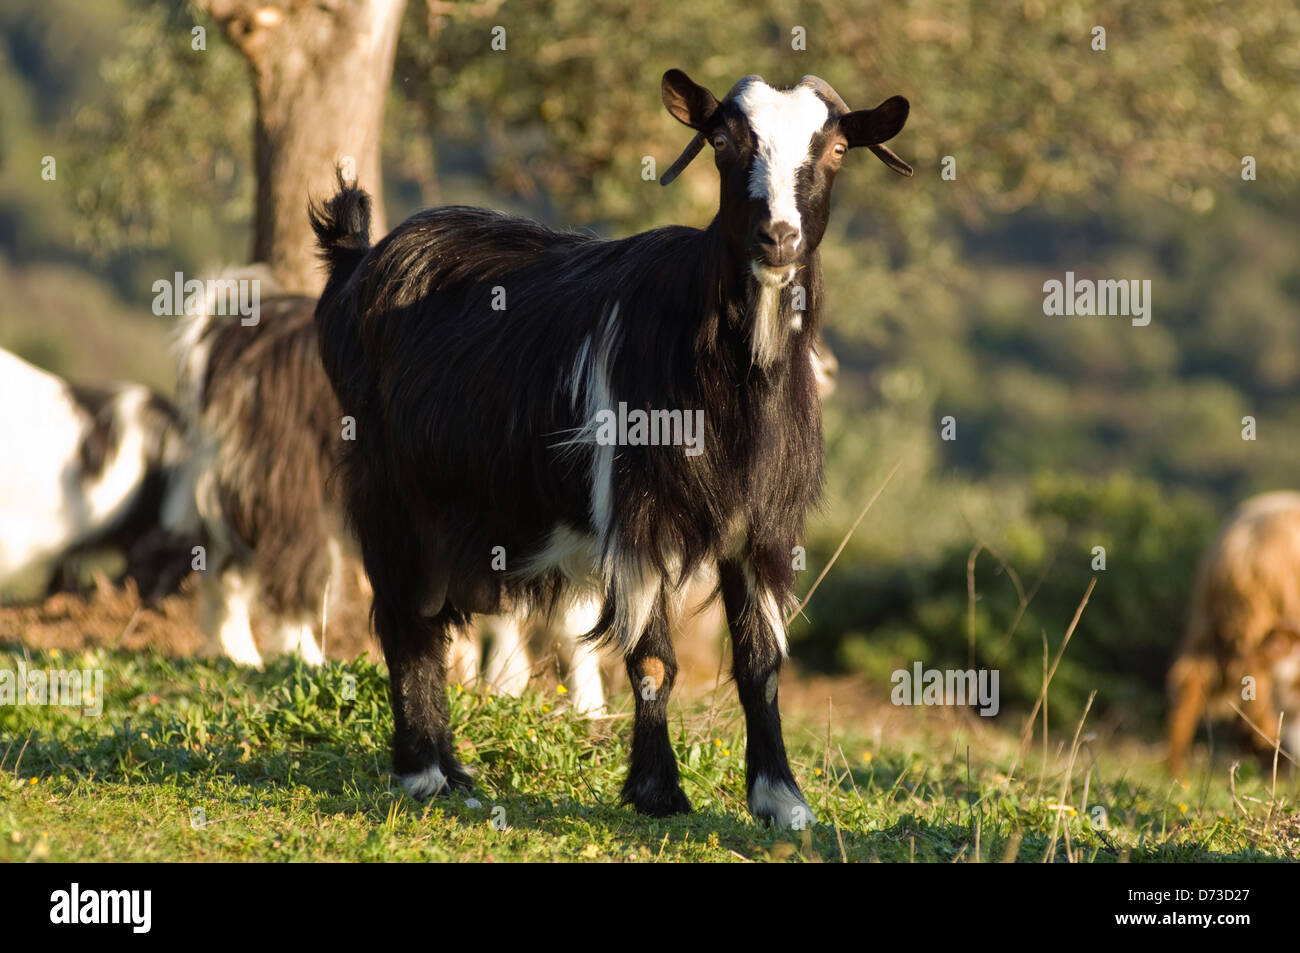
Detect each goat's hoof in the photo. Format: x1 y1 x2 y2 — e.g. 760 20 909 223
634 787 693 818
622 776 692 817
749 776 816 829
397 760 474 800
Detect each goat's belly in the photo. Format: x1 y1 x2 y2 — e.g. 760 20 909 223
514 524 602 590
418 523 600 618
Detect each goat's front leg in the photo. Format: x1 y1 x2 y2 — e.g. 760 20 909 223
199 563 264 668
559 593 606 715
1244 669 1284 758
719 558 814 829
621 598 691 816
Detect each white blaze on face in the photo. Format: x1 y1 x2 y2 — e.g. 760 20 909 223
734 80 830 250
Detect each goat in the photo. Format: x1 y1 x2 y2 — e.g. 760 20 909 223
0 347 190 601
172 280 821 703
173 284 342 666
174 282 612 704
1168 491 1300 775
311 69 910 825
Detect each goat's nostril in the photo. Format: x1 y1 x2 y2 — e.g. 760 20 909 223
757 222 801 260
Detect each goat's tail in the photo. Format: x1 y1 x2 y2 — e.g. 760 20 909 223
309 169 374 423
309 169 372 299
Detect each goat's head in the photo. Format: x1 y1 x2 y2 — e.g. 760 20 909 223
1254 625 1300 755
661 70 911 279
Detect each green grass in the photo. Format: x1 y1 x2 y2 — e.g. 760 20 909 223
2 647 1296 862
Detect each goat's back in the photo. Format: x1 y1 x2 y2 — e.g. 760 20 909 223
1183 491 1300 667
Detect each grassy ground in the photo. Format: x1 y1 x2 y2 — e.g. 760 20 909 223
2 646 1297 862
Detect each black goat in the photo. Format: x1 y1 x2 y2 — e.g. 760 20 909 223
175 281 615 698
311 69 909 825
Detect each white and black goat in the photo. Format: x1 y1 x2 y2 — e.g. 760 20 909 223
0 347 191 600
176 285 611 703
460 334 836 707
311 70 910 825
174 287 342 666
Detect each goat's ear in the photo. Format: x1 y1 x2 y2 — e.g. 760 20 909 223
840 95 913 176
662 69 719 130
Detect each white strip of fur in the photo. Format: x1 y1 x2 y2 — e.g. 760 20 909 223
400 764 450 800
734 80 829 242
740 562 790 657
587 305 620 548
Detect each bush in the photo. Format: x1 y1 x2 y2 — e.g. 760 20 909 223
793 472 1218 731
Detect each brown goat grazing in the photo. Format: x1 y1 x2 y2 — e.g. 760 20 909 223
1168 491 1300 775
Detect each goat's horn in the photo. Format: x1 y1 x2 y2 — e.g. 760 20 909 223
868 143 914 176
800 76 913 176
799 75 850 114
660 132 706 186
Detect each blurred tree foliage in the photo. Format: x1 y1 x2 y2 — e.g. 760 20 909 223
395 0 1299 227
3 0 1300 724
58 1 1300 260
67 2 253 257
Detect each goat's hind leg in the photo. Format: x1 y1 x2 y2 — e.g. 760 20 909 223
719 558 814 829
255 526 331 666
483 613 532 695
348 457 470 798
621 598 691 816
264 616 325 666
375 599 473 799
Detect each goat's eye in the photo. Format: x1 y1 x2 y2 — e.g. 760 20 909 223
711 133 729 151
831 142 847 158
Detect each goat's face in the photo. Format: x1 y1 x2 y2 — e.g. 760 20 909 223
661 70 911 278
1256 626 1300 755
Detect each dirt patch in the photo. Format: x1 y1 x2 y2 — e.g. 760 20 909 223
0 572 377 661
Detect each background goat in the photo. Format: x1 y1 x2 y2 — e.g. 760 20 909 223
0 347 190 601
174 281 343 666
1168 491 1300 774
311 69 909 825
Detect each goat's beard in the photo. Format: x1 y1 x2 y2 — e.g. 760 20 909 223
750 261 798 286
747 261 799 367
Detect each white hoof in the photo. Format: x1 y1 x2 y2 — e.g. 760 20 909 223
399 764 451 800
749 776 816 829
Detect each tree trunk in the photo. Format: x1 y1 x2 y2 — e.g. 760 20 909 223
203 0 405 294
